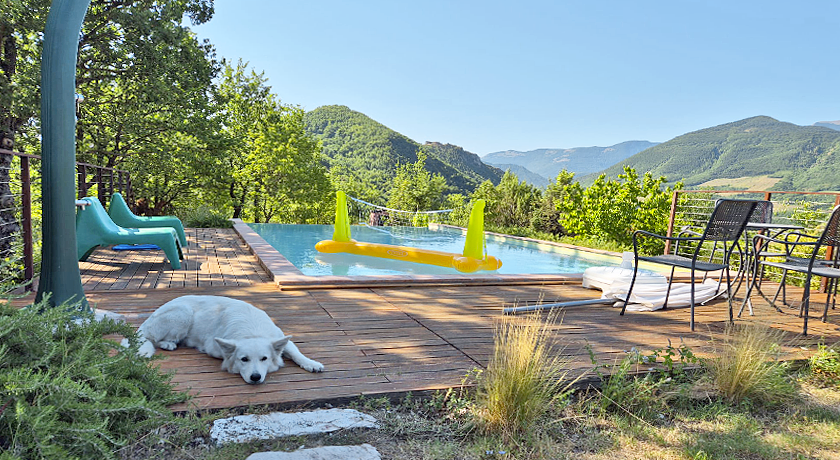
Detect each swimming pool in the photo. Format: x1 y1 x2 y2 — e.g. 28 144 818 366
247 223 622 277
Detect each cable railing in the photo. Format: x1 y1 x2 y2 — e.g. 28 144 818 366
665 189 840 290
0 148 132 293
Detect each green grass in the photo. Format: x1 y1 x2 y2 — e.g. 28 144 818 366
108 366 840 460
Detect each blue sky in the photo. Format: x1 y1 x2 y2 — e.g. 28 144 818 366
193 0 840 156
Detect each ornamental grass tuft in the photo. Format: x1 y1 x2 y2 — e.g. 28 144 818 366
473 311 576 439
708 322 797 405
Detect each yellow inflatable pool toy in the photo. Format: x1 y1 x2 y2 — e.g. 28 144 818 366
315 192 502 273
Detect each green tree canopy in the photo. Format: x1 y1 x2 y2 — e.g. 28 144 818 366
472 171 542 230
213 60 332 222
387 149 447 212
557 166 682 253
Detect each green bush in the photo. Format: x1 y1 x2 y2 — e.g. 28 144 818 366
557 166 682 255
183 206 233 228
808 344 840 388
0 299 189 459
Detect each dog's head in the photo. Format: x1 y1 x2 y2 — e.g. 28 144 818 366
215 336 290 384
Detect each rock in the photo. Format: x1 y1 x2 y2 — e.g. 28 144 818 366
210 408 379 445
245 444 381 460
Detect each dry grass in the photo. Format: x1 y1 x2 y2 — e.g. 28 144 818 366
698 175 782 190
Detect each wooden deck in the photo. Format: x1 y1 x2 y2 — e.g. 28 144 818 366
78 228 271 290
37 228 840 411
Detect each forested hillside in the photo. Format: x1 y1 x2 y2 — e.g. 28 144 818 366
589 116 840 191
483 141 658 179
304 105 503 199
422 142 504 187
488 164 550 188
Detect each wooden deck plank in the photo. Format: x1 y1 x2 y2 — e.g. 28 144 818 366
37 227 832 411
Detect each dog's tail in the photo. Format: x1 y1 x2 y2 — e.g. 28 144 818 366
120 325 156 357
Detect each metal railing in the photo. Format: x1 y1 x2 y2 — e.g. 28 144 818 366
664 189 840 291
0 148 132 292
665 190 840 253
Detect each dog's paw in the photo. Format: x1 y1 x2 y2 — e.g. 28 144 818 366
302 359 324 373
158 341 178 351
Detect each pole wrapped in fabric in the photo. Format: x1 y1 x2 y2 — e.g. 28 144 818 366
35 0 92 310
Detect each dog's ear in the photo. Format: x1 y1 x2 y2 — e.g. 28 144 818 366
215 337 237 358
271 336 290 354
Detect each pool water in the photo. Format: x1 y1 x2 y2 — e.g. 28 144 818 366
248 224 622 277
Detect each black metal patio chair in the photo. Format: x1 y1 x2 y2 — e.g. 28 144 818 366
751 205 840 335
703 199 774 295
620 199 758 331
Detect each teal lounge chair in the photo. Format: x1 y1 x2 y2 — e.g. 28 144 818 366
108 193 188 247
76 197 183 269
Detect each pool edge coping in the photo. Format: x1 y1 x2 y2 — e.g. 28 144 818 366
231 219 592 290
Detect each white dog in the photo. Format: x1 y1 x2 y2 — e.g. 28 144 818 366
125 295 324 384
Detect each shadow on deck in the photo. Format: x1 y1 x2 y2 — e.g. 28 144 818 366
19 228 840 412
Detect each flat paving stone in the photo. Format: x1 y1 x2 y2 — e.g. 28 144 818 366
210 409 379 445
246 444 381 460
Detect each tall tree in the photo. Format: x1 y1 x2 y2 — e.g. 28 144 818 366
2 0 216 154
472 171 542 230
214 60 332 222
241 107 333 223
1 0 219 216
387 149 447 212
0 0 51 147
531 169 574 235
75 0 218 169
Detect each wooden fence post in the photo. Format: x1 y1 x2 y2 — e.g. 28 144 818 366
664 190 680 255
21 156 33 290
77 164 86 198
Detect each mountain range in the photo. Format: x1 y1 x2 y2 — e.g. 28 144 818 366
814 120 840 131
305 105 840 195
590 116 840 191
483 141 659 182
304 105 504 196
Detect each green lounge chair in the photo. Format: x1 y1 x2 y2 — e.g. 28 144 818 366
76 197 183 269
108 192 188 246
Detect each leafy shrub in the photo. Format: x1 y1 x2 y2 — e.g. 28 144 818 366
644 340 701 379
707 323 797 405
183 206 233 228
473 312 576 438
556 166 682 254
590 343 699 421
0 299 189 459
472 172 543 231
791 200 828 230
808 344 840 388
